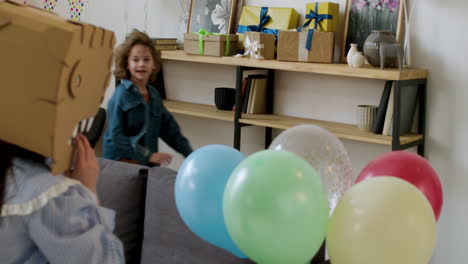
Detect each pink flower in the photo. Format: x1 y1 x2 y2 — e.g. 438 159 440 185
387 0 399 12
353 0 370 11
371 0 399 12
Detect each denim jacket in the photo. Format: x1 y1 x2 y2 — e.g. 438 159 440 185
103 79 192 165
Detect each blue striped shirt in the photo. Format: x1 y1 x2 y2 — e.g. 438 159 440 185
0 158 124 264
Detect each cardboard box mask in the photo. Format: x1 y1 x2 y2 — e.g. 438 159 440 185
0 1 115 174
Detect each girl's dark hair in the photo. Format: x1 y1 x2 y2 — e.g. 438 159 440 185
114 29 161 82
0 140 46 211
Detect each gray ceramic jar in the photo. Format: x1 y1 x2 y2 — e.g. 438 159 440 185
363 30 397 68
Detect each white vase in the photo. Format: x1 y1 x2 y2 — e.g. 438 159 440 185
347 43 359 66
356 105 378 131
351 52 365 68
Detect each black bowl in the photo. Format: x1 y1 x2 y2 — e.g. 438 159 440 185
214 87 236 110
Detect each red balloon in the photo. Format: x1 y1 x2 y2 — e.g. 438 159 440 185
356 151 443 220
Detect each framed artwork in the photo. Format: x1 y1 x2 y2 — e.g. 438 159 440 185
232 0 243 34
177 0 191 46
187 0 238 34
341 0 404 62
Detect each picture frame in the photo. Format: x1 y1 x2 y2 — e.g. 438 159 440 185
341 0 405 62
177 0 191 47
187 0 238 34
232 0 243 34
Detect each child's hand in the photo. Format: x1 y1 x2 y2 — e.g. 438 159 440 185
149 152 173 166
68 134 99 194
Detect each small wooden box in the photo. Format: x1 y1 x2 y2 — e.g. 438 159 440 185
277 30 334 63
243 32 276 60
184 33 238 56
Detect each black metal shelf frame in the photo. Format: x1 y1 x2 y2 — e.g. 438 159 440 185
232 66 427 157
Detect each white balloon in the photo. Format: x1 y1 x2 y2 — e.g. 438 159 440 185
269 125 354 212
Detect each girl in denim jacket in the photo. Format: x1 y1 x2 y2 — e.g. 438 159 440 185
103 30 192 166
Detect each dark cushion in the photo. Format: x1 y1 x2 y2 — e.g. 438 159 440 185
141 167 255 264
97 158 148 264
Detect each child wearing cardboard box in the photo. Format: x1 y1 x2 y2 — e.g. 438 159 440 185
103 30 193 166
0 2 124 263
0 136 124 263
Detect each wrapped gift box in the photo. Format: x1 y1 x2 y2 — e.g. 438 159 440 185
243 32 275 60
277 30 334 63
305 2 339 32
238 6 299 32
184 32 238 56
237 6 299 48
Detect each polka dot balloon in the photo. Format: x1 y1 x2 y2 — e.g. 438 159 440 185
269 125 354 213
68 0 87 21
43 0 59 11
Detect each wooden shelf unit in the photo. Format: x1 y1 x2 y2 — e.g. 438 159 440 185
240 114 423 146
161 50 427 81
163 100 235 122
161 50 428 156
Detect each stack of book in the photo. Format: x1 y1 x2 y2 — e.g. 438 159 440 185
371 81 419 136
152 38 178 50
233 71 269 114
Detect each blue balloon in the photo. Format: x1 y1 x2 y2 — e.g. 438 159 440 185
175 145 247 258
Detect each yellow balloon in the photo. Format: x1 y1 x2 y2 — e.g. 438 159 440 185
327 176 436 264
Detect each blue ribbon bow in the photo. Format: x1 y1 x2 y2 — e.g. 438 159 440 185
297 3 333 51
237 7 280 39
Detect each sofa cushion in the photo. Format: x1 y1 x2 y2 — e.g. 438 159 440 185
141 167 255 264
97 158 148 264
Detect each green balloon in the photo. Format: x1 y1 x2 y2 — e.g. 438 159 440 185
224 150 329 264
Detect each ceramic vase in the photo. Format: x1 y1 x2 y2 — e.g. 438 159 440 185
214 87 236 110
351 52 365 68
363 30 397 67
347 43 359 66
357 105 378 131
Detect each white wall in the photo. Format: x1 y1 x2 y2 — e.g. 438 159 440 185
413 1 468 262
34 0 468 262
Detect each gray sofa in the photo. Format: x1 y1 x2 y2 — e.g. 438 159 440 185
97 158 254 264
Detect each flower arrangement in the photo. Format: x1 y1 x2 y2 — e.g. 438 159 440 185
352 0 399 12
211 0 231 34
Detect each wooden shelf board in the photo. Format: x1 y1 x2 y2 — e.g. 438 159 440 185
240 114 423 146
161 50 427 81
163 99 234 122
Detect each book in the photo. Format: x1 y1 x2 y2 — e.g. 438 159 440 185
372 81 393 134
152 38 177 45
382 83 395 136
241 75 254 113
241 74 267 113
246 78 257 114
389 84 419 136
249 77 268 114
232 77 249 111
382 83 419 136
154 44 178 50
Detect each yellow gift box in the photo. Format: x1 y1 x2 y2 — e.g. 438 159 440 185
237 6 299 50
238 6 299 31
305 2 339 32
